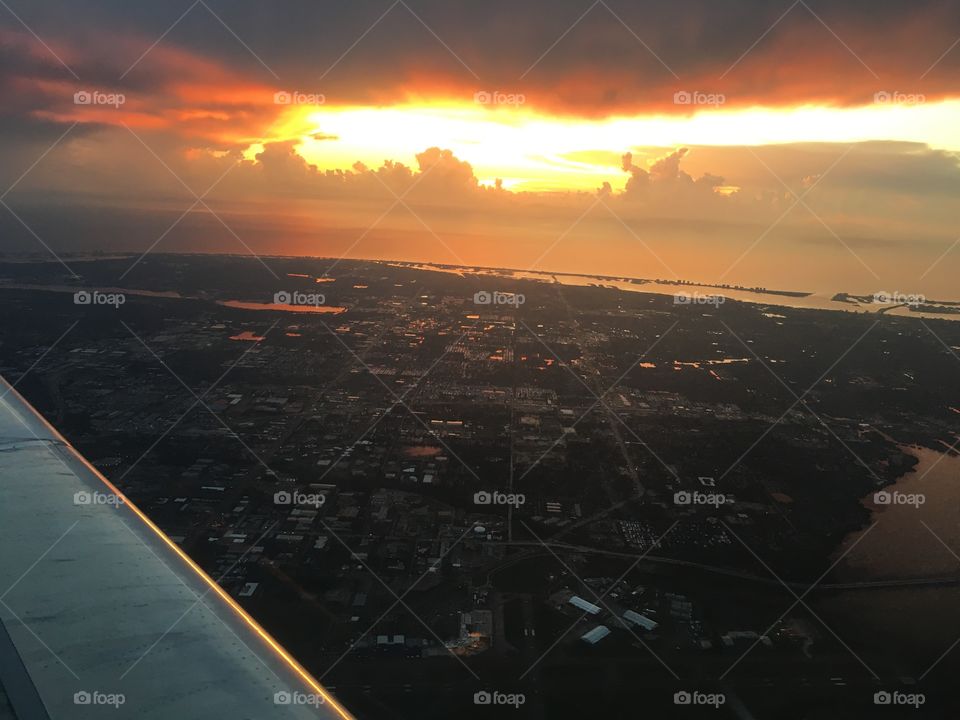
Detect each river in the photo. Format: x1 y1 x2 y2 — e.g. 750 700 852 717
819 444 960 675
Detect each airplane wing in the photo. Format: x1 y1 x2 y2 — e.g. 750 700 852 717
0 376 354 720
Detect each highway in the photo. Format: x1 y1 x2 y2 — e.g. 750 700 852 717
487 540 960 591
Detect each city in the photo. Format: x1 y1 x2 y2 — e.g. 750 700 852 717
1 254 957 717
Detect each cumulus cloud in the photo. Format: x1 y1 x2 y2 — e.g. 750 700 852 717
614 148 731 216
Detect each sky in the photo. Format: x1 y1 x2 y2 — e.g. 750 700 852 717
1 0 959 295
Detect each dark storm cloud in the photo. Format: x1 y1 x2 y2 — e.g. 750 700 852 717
3 0 960 116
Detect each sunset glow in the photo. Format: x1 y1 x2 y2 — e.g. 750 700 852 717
250 99 960 191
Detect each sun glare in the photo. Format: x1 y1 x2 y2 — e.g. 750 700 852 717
249 100 960 193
